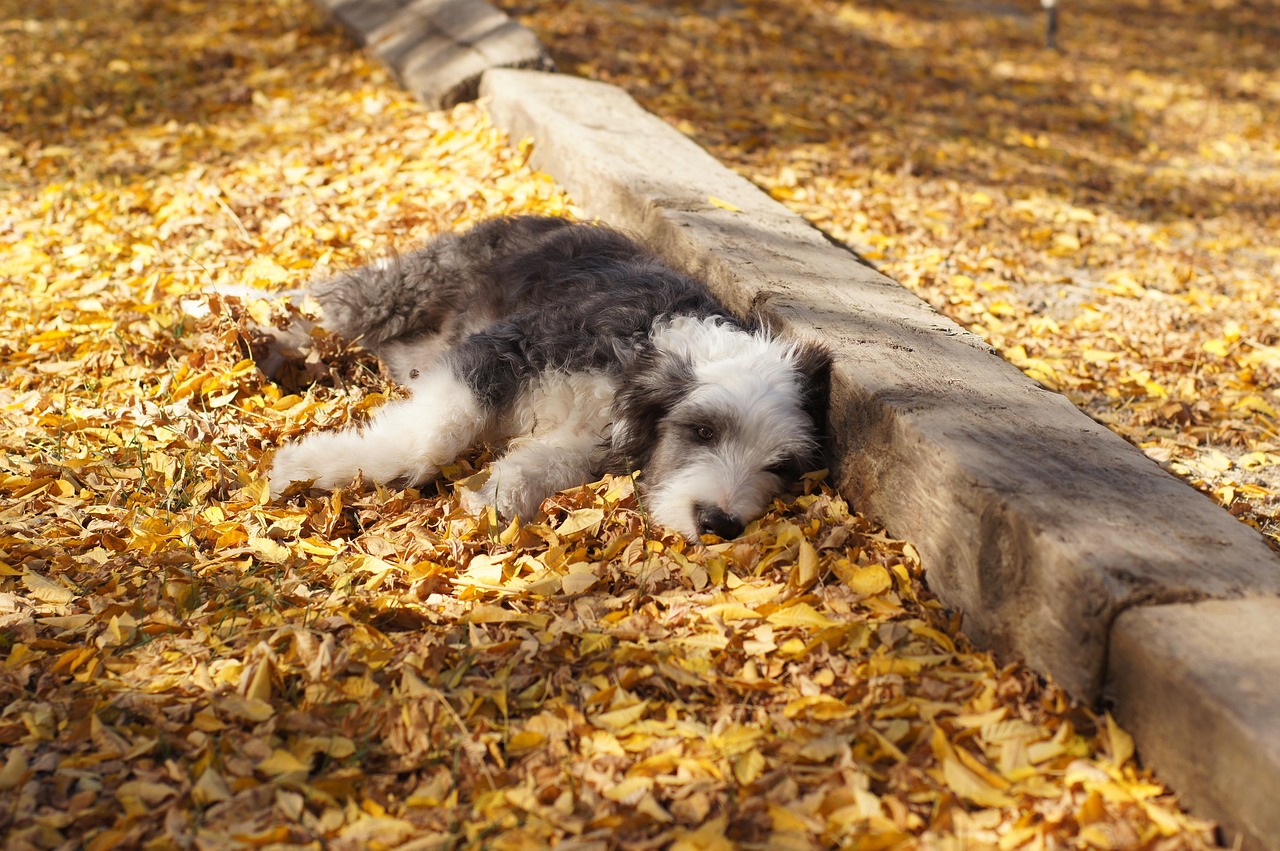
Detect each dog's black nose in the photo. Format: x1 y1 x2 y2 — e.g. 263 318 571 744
696 505 744 540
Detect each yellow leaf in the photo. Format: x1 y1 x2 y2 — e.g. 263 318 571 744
783 694 856 720
338 816 417 844
21 571 77 604
115 780 176 816
1237 395 1279 418
244 256 290 286
766 602 837 631
1238 451 1276 470
560 563 598 594
36 614 93 630
700 602 761 622
1202 338 1230 357
1105 713 1135 768
248 536 291 565
241 476 271 505
100 613 134 648
557 507 604 537
246 660 272 703
579 633 612 654
219 695 275 723
298 735 356 760
506 730 546 754
636 792 674 823
406 773 454 808
732 748 766 785
707 196 741 212
942 757 1012 807
0 749 28 791
232 825 293 846
191 768 232 805
257 748 308 776
793 539 819 587
467 604 521 623
1142 799 1188 836
1200 449 1233 473
1027 737 1069 765
670 817 734 851
458 552 509 586
591 700 650 731
678 629 731 650
603 775 653 804
400 666 431 697
829 560 890 601
768 801 815 831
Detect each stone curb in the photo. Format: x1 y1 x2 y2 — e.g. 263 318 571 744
313 0 550 109
310 3 1280 846
1108 599 1280 847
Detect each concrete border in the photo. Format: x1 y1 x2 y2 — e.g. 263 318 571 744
309 3 1280 846
1109 599 1280 849
314 0 550 108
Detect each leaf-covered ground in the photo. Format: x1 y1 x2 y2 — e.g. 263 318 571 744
497 0 1280 549
0 0 1223 847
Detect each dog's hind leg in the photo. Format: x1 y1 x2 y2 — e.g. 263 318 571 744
269 364 488 496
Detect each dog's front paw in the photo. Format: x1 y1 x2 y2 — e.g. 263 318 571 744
457 469 544 522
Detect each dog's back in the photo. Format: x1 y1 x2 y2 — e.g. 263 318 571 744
311 216 731 382
310 216 574 355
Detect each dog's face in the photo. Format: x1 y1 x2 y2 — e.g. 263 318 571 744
606 317 829 541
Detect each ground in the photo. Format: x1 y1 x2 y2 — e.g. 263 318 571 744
0 0 1242 847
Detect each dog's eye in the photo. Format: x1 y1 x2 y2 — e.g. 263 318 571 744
693 425 715 442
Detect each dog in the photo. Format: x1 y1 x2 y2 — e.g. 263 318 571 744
265 215 829 541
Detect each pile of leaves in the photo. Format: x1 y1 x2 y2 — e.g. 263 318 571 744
497 0 1280 548
0 0 1220 847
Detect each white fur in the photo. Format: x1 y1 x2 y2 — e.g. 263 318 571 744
651 315 785 363
272 367 616 515
270 365 485 496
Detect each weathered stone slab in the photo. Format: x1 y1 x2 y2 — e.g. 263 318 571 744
480 68 1280 702
1109 598 1280 850
315 0 550 108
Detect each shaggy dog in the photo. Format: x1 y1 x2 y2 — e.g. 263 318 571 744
266 216 829 541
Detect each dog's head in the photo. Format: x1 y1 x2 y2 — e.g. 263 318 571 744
605 316 830 541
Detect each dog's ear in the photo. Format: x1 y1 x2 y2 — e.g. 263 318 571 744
791 340 832 456
603 351 695 475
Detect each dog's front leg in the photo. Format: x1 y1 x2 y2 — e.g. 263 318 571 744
458 372 615 521
269 365 487 496
459 435 602 521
